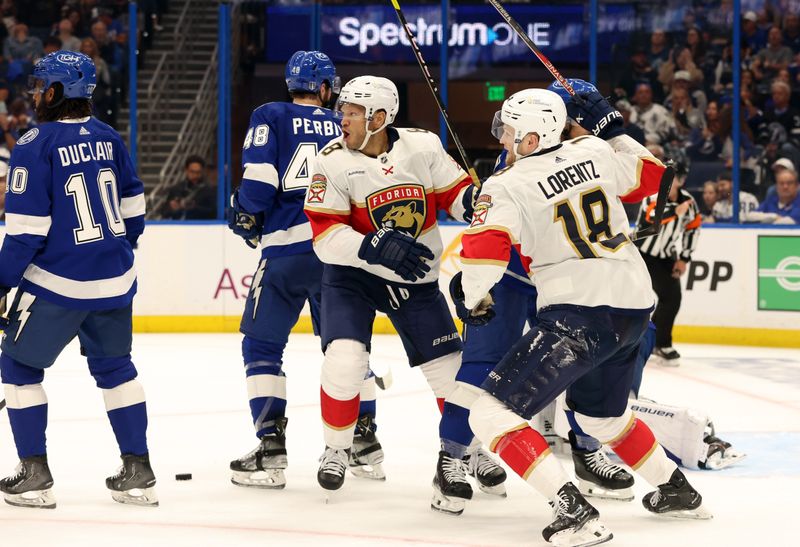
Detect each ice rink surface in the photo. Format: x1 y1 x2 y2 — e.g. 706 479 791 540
1 333 798 546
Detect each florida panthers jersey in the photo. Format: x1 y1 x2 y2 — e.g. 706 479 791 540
238 102 342 258
305 127 473 283
460 135 664 311
0 117 145 310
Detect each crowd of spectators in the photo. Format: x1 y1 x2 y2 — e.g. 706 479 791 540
611 1 800 224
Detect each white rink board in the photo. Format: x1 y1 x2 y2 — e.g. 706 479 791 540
0 223 798 333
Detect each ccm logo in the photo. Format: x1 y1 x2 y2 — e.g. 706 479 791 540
591 111 623 135
432 332 459 346
631 405 674 418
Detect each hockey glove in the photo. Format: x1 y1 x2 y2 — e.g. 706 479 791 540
449 272 495 326
227 189 264 249
567 90 625 141
461 184 480 223
358 228 434 282
0 286 10 330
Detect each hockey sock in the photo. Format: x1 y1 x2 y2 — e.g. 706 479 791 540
565 410 602 452
243 337 288 437
607 416 676 487
103 379 148 456
4 383 48 458
493 426 569 500
358 373 377 427
321 387 360 449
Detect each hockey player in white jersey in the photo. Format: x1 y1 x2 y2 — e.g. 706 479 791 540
303 75 507 501
451 88 711 545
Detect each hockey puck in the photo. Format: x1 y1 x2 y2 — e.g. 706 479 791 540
175 473 192 481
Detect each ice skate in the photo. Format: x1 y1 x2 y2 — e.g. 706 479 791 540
642 468 712 520
464 447 507 497
231 417 288 489
431 451 473 516
318 446 349 500
543 482 612 547
651 346 681 367
106 454 158 507
572 448 634 501
699 423 746 470
349 415 385 480
0 456 56 509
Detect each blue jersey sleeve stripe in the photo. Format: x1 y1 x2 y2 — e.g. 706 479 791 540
260 222 312 248
243 162 280 187
22 263 137 300
120 194 146 218
4 213 52 236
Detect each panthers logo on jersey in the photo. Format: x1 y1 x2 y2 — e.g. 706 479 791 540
366 183 427 238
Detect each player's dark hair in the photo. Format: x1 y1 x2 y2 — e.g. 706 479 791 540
289 81 331 105
35 83 92 122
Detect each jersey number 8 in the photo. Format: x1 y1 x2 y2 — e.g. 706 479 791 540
554 187 628 259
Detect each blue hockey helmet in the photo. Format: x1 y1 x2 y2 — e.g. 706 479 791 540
285 50 340 94
546 78 598 105
28 51 96 100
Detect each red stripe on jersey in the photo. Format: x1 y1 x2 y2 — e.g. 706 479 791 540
320 387 360 430
494 426 551 479
436 397 444 414
422 193 438 231
608 418 658 470
349 204 375 235
436 176 473 214
461 230 512 263
305 209 351 240
621 158 665 203
512 244 533 274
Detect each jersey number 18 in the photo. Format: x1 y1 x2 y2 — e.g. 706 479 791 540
554 187 628 259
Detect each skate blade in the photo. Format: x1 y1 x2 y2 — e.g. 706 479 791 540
477 482 507 497
578 480 634 502
349 462 386 481
704 451 747 470
110 486 159 507
3 489 56 509
650 355 680 367
549 518 613 547
231 469 286 489
323 488 342 504
430 490 467 516
654 504 713 520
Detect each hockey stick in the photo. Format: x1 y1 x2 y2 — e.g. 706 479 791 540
0 399 5 412
487 0 575 96
631 164 675 241
389 0 481 187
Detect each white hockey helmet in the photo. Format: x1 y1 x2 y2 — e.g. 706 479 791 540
500 88 567 156
336 75 399 150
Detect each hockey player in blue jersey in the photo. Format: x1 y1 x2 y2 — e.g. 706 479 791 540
0 51 154 508
227 51 384 488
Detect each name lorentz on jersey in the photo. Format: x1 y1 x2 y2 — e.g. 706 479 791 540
460 135 665 312
304 127 473 283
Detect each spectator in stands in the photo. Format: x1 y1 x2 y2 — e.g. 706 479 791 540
80 37 114 125
755 123 800 192
43 36 61 56
3 23 43 63
55 18 81 52
701 181 718 220
756 167 800 224
762 80 800 147
711 170 760 222
6 97 34 145
784 13 800 53
616 47 663 102
90 19 121 74
670 87 705 143
743 11 767 52
159 155 217 220
659 47 704 93
649 29 670 72
665 69 708 114
685 27 707 67
753 26 794 81
65 8 86 38
630 82 673 145
615 99 646 144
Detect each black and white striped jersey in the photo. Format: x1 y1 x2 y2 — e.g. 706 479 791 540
635 188 701 261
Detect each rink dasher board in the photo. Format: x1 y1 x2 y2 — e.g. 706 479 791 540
0 223 798 347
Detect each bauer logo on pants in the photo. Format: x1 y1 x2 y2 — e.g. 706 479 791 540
757 235 800 312
366 184 427 238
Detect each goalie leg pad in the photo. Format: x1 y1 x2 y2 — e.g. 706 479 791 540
629 398 710 470
321 339 370 449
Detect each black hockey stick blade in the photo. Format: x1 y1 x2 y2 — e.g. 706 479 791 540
632 164 675 241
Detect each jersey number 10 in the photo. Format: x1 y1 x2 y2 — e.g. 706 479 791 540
554 188 628 259
66 169 126 244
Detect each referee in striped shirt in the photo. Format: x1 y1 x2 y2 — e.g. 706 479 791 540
635 163 701 366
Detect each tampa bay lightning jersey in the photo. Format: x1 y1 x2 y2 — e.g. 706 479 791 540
0 117 145 310
238 102 342 258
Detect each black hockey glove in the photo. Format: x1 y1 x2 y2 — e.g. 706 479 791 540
227 189 264 249
358 228 434 282
448 272 495 326
461 184 480 223
566 90 625 141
